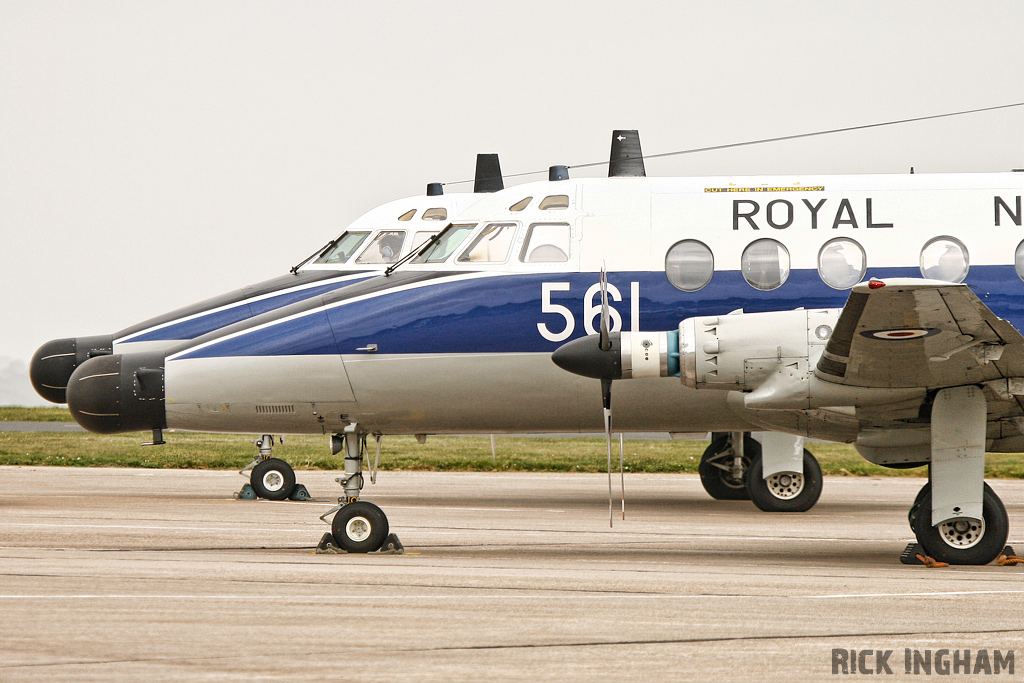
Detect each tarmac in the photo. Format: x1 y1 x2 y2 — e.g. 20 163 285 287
0 467 1022 681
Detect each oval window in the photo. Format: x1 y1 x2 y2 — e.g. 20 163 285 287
818 238 866 290
665 240 714 292
1016 240 1024 281
920 236 969 282
741 239 790 291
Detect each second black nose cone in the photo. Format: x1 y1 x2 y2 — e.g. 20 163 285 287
66 352 166 434
30 335 113 404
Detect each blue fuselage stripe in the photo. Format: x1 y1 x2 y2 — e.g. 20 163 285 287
126 278 372 343
173 266 1024 360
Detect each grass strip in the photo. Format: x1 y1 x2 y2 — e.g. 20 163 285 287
3 430 1024 477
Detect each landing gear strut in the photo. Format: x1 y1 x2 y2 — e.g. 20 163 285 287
236 434 310 501
320 429 391 553
698 433 756 500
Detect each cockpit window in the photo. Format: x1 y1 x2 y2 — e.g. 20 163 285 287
509 197 532 212
412 223 477 263
355 230 407 264
410 231 436 253
457 223 518 263
538 195 569 210
397 209 416 221
520 223 570 263
315 231 371 264
422 208 448 221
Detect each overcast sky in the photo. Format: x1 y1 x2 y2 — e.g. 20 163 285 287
2 1 1023 394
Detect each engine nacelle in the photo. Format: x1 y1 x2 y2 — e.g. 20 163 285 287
679 309 836 393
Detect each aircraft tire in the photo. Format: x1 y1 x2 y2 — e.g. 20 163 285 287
698 435 757 501
745 450 822 512
912 485 1008 565
908 482 997 531
332 501 389 553
251 458 296 501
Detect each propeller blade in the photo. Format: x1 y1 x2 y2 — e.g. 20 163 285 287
602 377 613 528
599 264 611 351
619 432 625 520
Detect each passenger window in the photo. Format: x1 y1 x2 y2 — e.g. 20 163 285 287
355 230 407 264
818 238 866 290
509 197 532 212
538 195 569 210
665 240 714 292
741 239 790 291
315 231 371 264
397 209 416 222
422 208 448 221
520 223 570 263
412 224 477 263
458 223 518 263
920 236 969 282
1016 240 1024 281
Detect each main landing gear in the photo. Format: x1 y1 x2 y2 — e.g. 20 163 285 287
236 434 311 501
319 429 399 553
904 386 1010 566
699 432 823 512
908 480 1009 565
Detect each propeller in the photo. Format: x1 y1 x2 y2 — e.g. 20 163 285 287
551 264 625 527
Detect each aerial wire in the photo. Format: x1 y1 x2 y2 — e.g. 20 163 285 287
441 101 1024 186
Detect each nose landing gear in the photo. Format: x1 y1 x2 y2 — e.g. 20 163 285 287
318 428 400 554
235 434 311 501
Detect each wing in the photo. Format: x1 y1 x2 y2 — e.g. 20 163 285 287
815 278 1024 389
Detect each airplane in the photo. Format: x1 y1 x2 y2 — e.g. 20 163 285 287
30 154 505 496
57 128 1024 565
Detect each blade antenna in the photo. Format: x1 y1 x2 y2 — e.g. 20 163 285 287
619 432 625 520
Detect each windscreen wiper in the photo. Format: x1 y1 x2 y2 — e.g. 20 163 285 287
289 236 343 274
384 231 443 276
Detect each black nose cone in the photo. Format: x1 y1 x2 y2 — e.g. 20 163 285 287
30 335 113 404
551 333 622 380
66 352 166 434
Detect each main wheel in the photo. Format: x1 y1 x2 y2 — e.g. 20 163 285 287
332 501 389 553
251 458 296 501
912 485 1008 565
698 435 759 500
745 449 823 512
908 482 997 531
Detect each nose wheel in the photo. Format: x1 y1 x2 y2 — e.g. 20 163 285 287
235 435 310 501
251 458 296 500
331 501 390 553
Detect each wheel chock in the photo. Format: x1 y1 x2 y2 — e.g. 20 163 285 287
899 543 948 567
289 484 312 501
900 543 925 564
315 532 342 554
234 484 257 500
376 533 404 555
